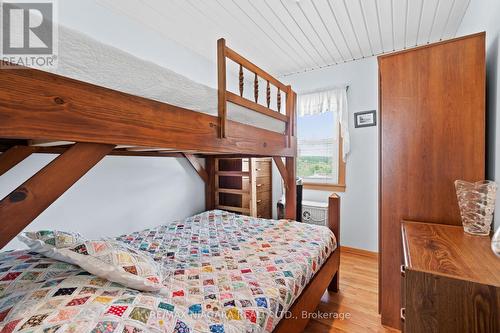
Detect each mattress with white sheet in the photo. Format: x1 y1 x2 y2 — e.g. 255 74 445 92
44 26 286 134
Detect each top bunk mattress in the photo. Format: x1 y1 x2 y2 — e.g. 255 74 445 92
44 27 286 134
0 210 336 333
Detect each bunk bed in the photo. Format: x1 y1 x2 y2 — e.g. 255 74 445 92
0 35 340 333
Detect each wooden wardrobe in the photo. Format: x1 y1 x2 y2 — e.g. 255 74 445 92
378 32 486 329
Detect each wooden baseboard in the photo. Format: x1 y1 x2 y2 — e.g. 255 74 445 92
340 246 378 259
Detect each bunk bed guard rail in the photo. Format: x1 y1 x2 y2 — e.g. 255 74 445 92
217 38 295 149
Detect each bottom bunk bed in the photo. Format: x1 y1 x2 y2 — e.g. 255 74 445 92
0 200 340 333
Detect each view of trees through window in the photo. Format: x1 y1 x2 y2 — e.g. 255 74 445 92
297 111 339 184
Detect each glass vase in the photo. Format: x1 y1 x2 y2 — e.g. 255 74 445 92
455 180 497 236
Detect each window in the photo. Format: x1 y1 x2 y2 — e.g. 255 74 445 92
297 110 346 191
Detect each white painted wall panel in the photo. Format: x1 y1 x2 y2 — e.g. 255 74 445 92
2 155 205 251
457 0 500 231
283 58 379 252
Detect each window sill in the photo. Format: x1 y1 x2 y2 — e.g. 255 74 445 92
303 183 346 192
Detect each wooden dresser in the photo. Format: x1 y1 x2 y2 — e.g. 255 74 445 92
401 221 500 333
215 157 272 218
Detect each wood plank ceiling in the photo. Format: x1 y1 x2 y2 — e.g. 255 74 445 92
97 0 471 77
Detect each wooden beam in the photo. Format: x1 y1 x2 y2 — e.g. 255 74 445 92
249 158 257 217
0 145 34 176
0 63 294 157
205 157 216 210
2 146 184 158
328 193 341 292
0 142 114 249
272 156 289 189
29 139 74 147
217 38 227 138
215 188 249 194
285 156 296 220
216 205 250 214
183 153 208 183
226 92 288 122
126 147 180 152
285 87 298 149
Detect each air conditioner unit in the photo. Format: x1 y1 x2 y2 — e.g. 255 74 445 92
301 200 328 226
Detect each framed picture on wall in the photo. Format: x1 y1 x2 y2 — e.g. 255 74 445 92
354 110 376 128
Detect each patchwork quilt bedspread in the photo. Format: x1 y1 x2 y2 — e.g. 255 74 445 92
0 210 336 333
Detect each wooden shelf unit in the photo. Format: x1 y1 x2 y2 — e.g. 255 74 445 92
215 157 272 218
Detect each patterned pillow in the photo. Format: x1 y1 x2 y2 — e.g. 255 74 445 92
19 231 164 292
18 230 83 264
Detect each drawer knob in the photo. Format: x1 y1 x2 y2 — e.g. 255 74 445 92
400 265 406 278
400 307 406 321
256 184 263 187
257 200 262 204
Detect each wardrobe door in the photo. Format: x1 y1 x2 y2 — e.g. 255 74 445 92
378 33 485 329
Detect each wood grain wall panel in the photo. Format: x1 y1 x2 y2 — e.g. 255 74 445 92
378 33 486 329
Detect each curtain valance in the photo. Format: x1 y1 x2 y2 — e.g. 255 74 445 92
297 87 350 161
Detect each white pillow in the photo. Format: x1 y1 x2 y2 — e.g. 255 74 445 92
18 231 164 292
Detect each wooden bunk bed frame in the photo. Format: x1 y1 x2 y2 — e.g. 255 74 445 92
0 39 340 333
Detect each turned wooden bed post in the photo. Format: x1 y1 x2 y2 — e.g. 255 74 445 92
217 38 227 138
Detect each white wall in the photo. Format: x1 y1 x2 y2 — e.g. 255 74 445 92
457 0 500 230
2 155 205 250
282 58 379 252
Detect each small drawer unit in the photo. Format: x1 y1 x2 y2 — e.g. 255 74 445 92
301 200 328 226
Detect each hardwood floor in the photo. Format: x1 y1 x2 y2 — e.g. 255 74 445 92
303 247 400 333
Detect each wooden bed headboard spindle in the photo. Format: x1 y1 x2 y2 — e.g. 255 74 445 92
217 38 293 143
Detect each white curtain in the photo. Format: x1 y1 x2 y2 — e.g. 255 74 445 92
297 87 350 161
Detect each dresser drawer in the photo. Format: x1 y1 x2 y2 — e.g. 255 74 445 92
256 190 271 218
257 202 271 218
256 177 271 193
254 160 271 178
256 191 271 204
